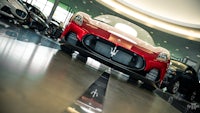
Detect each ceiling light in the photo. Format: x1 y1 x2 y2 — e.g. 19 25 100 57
175 49 179 51
163 41 167 43
185 46 189 49
83 1 86 4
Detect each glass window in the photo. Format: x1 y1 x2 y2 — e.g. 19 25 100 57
52 2 73 26
23 0 73 27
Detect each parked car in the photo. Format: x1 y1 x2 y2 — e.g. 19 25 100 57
21 2 48 31
0 0 48 31
0 0 28 21
161 59 199 102
22 1 63 36
60 12 170 88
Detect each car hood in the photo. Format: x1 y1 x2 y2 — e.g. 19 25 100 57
7 0 27 13
79 12 170 55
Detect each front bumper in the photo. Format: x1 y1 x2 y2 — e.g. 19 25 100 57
61 42 158 88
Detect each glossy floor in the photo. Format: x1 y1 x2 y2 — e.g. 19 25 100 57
0 21 180 113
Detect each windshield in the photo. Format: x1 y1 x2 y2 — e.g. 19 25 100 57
94 15 155 46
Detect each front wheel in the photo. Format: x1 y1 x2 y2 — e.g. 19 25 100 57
141 83 156 92
183 90 198 102
190 91 197 102
60 44 73 54
167 79 180 94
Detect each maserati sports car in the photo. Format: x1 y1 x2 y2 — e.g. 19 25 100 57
60 12 170 88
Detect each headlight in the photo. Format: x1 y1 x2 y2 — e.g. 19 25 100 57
157 52 168 62
73 15 83 26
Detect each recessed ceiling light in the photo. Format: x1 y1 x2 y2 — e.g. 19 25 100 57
83 1 86 4
150 31 153 34
175 49 179 51
185 46 189 49
90 1 93 3
87 9 90 12
186 56 190 58
163 41 167 43
197 54 200 58
157 43 160 46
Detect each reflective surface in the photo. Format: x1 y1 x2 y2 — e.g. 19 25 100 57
0 21 180 113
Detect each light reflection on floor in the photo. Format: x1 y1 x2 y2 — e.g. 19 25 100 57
0 24 58 80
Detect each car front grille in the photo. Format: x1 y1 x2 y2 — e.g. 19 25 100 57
82 34 145 70
16 9 27 18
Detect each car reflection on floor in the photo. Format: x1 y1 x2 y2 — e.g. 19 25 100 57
0 21 60 49
0 21 58 79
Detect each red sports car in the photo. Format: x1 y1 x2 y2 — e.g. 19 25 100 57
60 12 170 88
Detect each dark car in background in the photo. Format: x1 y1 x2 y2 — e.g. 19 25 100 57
0 0 48 31
21 1 49 31
22 2 63 38
161 59 199 102
0 0 62 38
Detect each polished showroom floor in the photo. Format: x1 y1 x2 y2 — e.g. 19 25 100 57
0 21 181 113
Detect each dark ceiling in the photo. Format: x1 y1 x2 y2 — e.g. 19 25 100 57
59 0 200 70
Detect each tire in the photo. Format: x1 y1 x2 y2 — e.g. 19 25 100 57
127 76 138 85
190 91 197 102
167 79 180 94
183 90 197 102
60 44 73 54
65 32 78 46
60 32 78 54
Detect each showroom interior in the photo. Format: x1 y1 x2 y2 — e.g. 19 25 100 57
0 0 200 113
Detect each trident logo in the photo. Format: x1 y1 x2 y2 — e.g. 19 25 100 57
110 46 118 57
187 103 200 110
91 89 98 98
